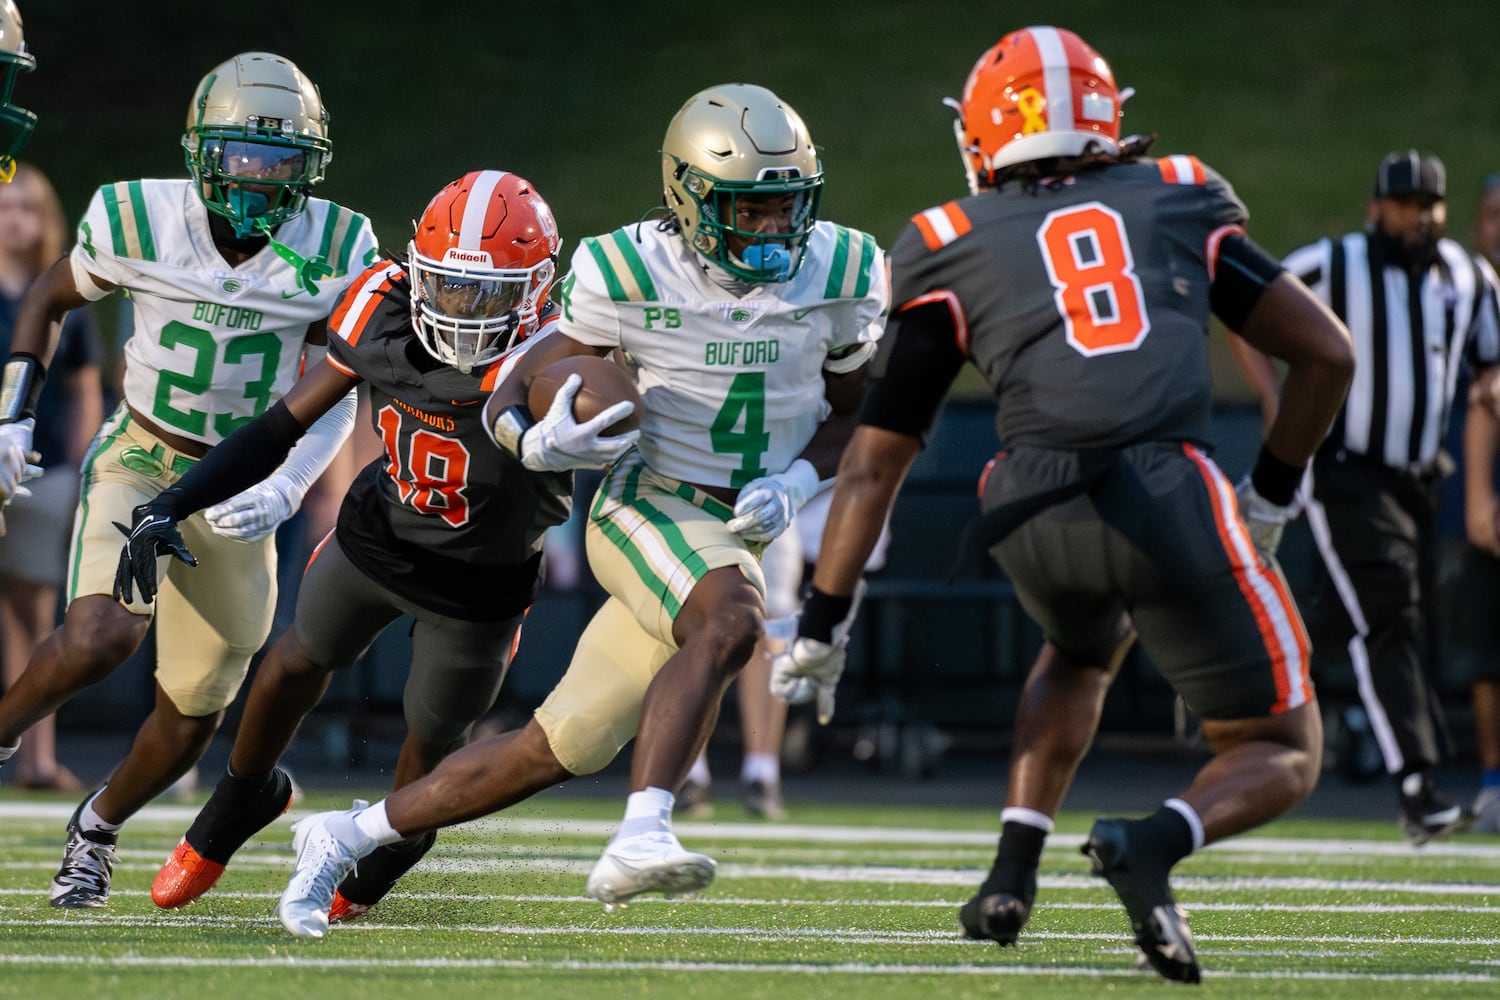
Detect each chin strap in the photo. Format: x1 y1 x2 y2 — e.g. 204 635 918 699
253 215 333 296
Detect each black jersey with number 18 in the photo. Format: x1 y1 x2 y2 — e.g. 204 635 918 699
883 155 1248 450
324 259 571 621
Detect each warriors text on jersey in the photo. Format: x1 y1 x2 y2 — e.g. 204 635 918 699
326 260 572 620
73 178 378 446
559 219 888 488
872 156 1254 449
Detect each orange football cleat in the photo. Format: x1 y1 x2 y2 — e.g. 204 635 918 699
151 840 227 909
327 891 374 924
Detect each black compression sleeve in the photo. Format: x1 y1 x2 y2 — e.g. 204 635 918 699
1210 231 1284 331
858 297 967 441
154 400 306 518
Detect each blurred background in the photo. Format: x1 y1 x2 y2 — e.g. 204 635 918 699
23 0 1500 391
12 0 1500 795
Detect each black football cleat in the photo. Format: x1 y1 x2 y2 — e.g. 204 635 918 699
1398 773 1465 846
1082 818 1201 984
329 829 437 923
958 891 1031 946
50 791 117 908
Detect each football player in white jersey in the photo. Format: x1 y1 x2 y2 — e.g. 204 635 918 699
269 83 888 937
0 0 40 523
0 51 377 908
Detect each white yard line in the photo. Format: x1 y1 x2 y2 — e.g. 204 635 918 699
0 952 1494 983
4 801 1499 858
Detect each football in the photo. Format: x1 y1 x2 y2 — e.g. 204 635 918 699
527 355 642 436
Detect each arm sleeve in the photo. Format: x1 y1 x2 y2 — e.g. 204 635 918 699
157 400 305 517
857 295 967 441
263 345 358 505
1209 230 1285 331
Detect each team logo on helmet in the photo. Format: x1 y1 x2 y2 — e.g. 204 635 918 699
949 27 1130 195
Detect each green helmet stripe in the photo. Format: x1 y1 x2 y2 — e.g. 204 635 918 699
584 231 658 302
102 181 157 262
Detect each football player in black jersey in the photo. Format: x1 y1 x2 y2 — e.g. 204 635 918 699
771 28 1355 982
114 171 635 925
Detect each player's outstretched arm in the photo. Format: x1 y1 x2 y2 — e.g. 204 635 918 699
112 362 359 603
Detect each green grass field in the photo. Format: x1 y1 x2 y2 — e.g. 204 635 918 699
1 790 1496 998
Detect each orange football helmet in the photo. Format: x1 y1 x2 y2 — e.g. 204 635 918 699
950 26 1130 194
408 170 561 373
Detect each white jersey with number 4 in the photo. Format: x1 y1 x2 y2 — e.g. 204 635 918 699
72 178 378 447
560 220 888 489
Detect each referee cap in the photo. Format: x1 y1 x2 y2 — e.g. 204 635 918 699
1374 149 1445 200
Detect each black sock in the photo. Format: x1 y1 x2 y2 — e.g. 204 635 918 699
184 767 290 863
337 830 438 905
1130 805 1195 869
977 820 1047 903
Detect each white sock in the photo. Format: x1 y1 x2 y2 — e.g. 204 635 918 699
614 786 675 841
686 752 711 787
353 800 404 847
1164 797 1206 852
740 751 780 786
1000 806 1055 833
0 741 17 764
80 790 123 834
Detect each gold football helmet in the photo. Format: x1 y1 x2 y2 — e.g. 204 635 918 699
0 2 36 184
661 83 822 283
182 52 331 237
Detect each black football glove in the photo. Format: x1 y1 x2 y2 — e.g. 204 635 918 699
113 501 197 605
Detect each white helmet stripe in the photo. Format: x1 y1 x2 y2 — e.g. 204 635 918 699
1029 26 1074 133
458 170 507 249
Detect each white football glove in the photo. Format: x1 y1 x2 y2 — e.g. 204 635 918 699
520 373 640 472
771 578 866 725
205 476 300 542
0 417 41 505
1234 474 1298 558
727 459 819 543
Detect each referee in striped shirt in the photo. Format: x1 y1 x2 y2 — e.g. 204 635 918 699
1235 150 1500 843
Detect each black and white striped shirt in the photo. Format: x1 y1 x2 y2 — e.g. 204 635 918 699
1285 233 1500 472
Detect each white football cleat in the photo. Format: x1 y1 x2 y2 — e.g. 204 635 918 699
276 803 376 938
586 831 716 911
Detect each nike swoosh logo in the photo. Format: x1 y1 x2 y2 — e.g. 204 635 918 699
792 308 814 321
281 289 307 299
452 399 482 407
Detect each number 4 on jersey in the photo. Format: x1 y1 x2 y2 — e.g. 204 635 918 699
1037 202 1151 357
